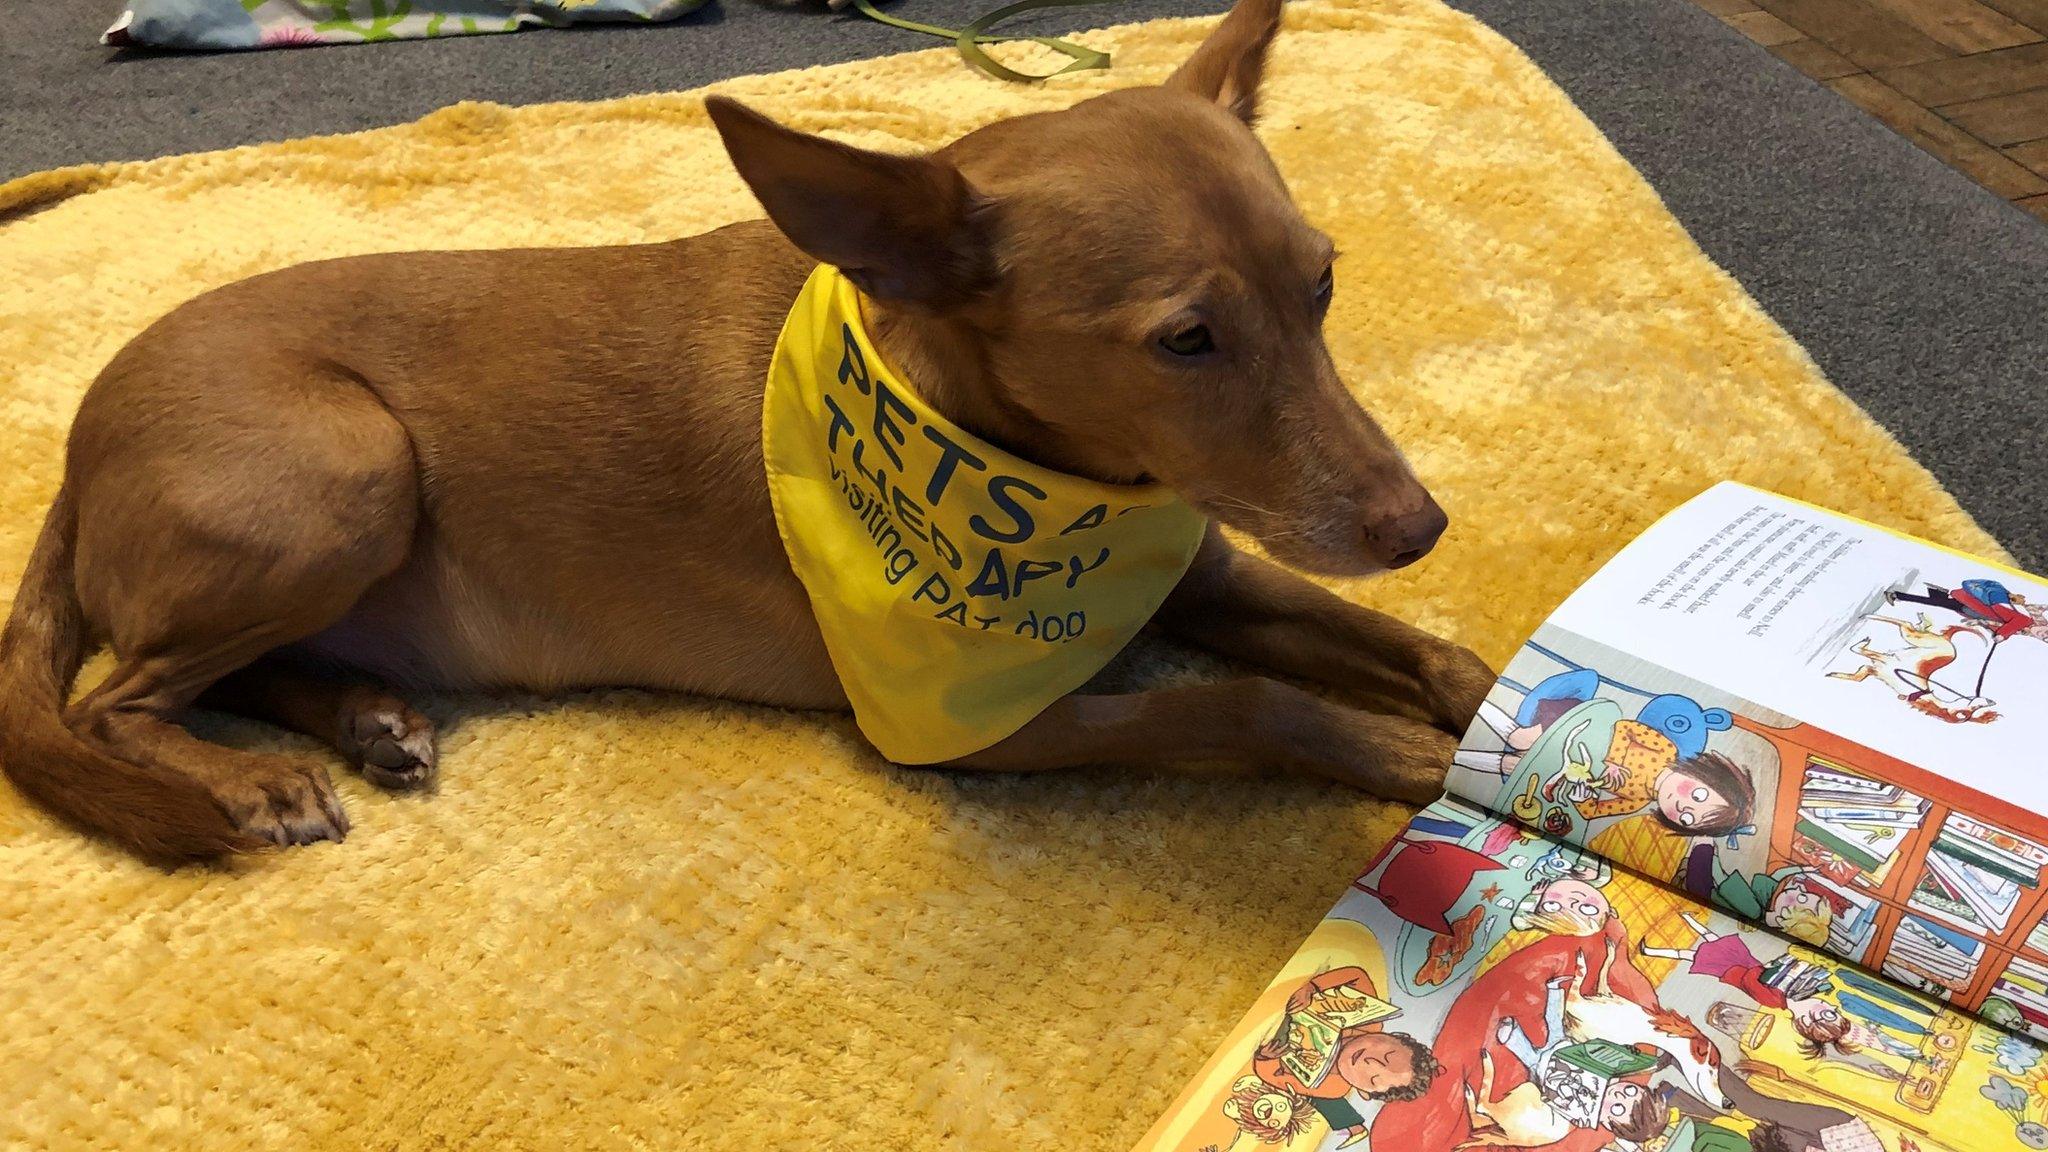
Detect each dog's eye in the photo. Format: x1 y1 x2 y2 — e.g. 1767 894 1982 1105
1159 324 1215 357
1315 266 1334 308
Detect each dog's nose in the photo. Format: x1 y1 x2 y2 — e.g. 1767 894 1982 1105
1369 498 1448 570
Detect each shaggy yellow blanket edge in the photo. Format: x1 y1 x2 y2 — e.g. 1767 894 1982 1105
0 4 2004 1150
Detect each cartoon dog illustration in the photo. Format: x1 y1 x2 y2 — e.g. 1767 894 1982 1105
1829 614 1997 725
1373 913 1729 1152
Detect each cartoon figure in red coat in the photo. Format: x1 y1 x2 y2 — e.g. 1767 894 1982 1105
1890 579 2033 640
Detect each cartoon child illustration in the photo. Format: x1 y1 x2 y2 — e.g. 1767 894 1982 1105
1252 968 1441 1148
1871 576 2041 719
1712 868 1855 948
1456 670 1737 801
1891 579 2034 640
1575 744 1757 838
1220 1076 1315 1147
1639 914 1848 1040
1461 962 1669 1149
1512 871 1616 938
1648 918 1921 1079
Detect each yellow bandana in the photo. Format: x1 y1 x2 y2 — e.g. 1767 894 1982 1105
763 266 1209 764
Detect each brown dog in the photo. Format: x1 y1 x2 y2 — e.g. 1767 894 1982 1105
0 0 1494 860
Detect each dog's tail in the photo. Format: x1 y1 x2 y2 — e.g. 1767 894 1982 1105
0 487 259 858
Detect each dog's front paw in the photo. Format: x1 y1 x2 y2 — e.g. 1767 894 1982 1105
1419 641 1497 736
1369 720 1459 805
1317 710 1457 805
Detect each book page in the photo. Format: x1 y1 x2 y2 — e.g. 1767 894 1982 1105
1550 482 2045 815
1447 485 2048 1027
1132 800 2042 1152
1447 624 2048 1029
1134 488 2048 1152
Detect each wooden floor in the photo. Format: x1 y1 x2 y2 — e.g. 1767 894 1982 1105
1697 0 2048 221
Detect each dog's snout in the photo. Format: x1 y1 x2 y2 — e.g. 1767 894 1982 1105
1369 498 1448 570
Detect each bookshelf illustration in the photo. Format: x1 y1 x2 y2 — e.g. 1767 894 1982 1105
1745 714 2048 1036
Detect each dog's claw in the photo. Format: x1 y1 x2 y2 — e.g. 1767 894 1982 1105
317 785 353 838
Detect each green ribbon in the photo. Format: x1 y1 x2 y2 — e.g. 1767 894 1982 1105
849 0 1117 83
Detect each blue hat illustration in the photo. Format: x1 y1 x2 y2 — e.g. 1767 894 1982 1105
1635 694 1733 761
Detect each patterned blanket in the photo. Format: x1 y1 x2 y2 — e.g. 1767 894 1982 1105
103 0 707 50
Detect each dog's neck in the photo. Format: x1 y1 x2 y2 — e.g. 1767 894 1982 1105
862 300 1137 486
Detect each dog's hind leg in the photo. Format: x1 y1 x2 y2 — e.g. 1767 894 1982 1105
73 672 355 848
200 659 438 792
946 677 1457 804
50 353 422 850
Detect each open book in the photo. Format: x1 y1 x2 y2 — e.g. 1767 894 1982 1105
1133 483 2048 1152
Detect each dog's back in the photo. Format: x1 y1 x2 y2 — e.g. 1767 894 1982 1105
3 0 1494 860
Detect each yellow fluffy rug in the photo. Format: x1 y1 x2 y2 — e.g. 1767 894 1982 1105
0 3 2008 1149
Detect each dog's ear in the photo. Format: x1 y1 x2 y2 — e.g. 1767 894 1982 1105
707 96 995 307
1166 0 1282 125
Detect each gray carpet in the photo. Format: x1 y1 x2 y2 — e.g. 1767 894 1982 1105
3 0 2043 568
0 1 1232 176
1449 0 2048 570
